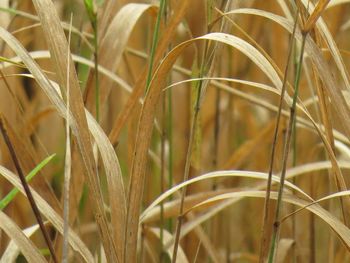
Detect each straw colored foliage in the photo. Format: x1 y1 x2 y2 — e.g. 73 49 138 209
0 0 350 262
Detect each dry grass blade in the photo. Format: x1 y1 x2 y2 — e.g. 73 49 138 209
6 50 350 150
62 14 73 263
0 108 61 213
0 114 58 263
166 77 279 95
276 239 295 263
127 47 350 146
108 0 190 147
0 224 40 263
0 164 94 263
3 1 127 261
126 29 317 260
195 34 283 95
0 26 126 261
327 0 350 8
85 3 155 112
281 190 350 224
222 120 276 169
185 191 350 250
124 1 191 261
30 0 118 260
145 227 189 263
142 160 350 225
303 0 331 32
4 50 132 94
2 1 350 261
300 0 350 97
0 211 46 263
0 7 93 47
225 7 350 212
142 189 232 224
225 8 350 138
140 169 312 223
142 161 350 257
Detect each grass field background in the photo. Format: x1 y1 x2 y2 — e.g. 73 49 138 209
1 0 350 262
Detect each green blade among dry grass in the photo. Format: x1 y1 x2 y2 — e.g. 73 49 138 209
0 154 56 210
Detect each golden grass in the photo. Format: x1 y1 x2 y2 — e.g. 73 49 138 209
0 0 350 262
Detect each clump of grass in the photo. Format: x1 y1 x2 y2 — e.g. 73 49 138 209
1 0 350 262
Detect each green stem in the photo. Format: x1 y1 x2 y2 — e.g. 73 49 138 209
167 81 173 232
258 11 299 262
93 21 100 122
268 33 307 263
171 95 201 263
145 0 166 94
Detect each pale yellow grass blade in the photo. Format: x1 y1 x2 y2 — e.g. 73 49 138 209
0 211 46 263
142 190 231 224
276 239 295 263
223 9 350 209
187 191 350 249
0 48 127 245
145 227 189 263
85 3 156 112
0 224 40 263
166 77 279 95
1 14 126 262
326 0 350 8
30 0 118 260
225 8 350 138
128 47 350 146
5 50 132 93
125 29 306 261
140 170 312 223
303 0 331 32
62 15 73 263
124 1 191 261
0 8 93 48
0 25 124 263
4 50 350 149
142 160 350 226
300 0 350 95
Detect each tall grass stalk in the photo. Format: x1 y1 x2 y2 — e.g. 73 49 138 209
145 0 166 94
268 32 307 263
259 10 299 263
84 0 100 122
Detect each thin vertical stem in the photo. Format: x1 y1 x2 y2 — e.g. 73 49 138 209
259 11 299 263
145 0 166 94
160 92 166 262
268 33 307 263
171 100 201 263
94 23 100 123
62 13 73 263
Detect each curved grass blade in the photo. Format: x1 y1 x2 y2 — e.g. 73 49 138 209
0 224 40 263
0 211 46 263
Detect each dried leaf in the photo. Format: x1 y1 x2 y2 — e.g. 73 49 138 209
0 224 40 263
0 211 46 263
303 0 331 32
145 227 189 263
